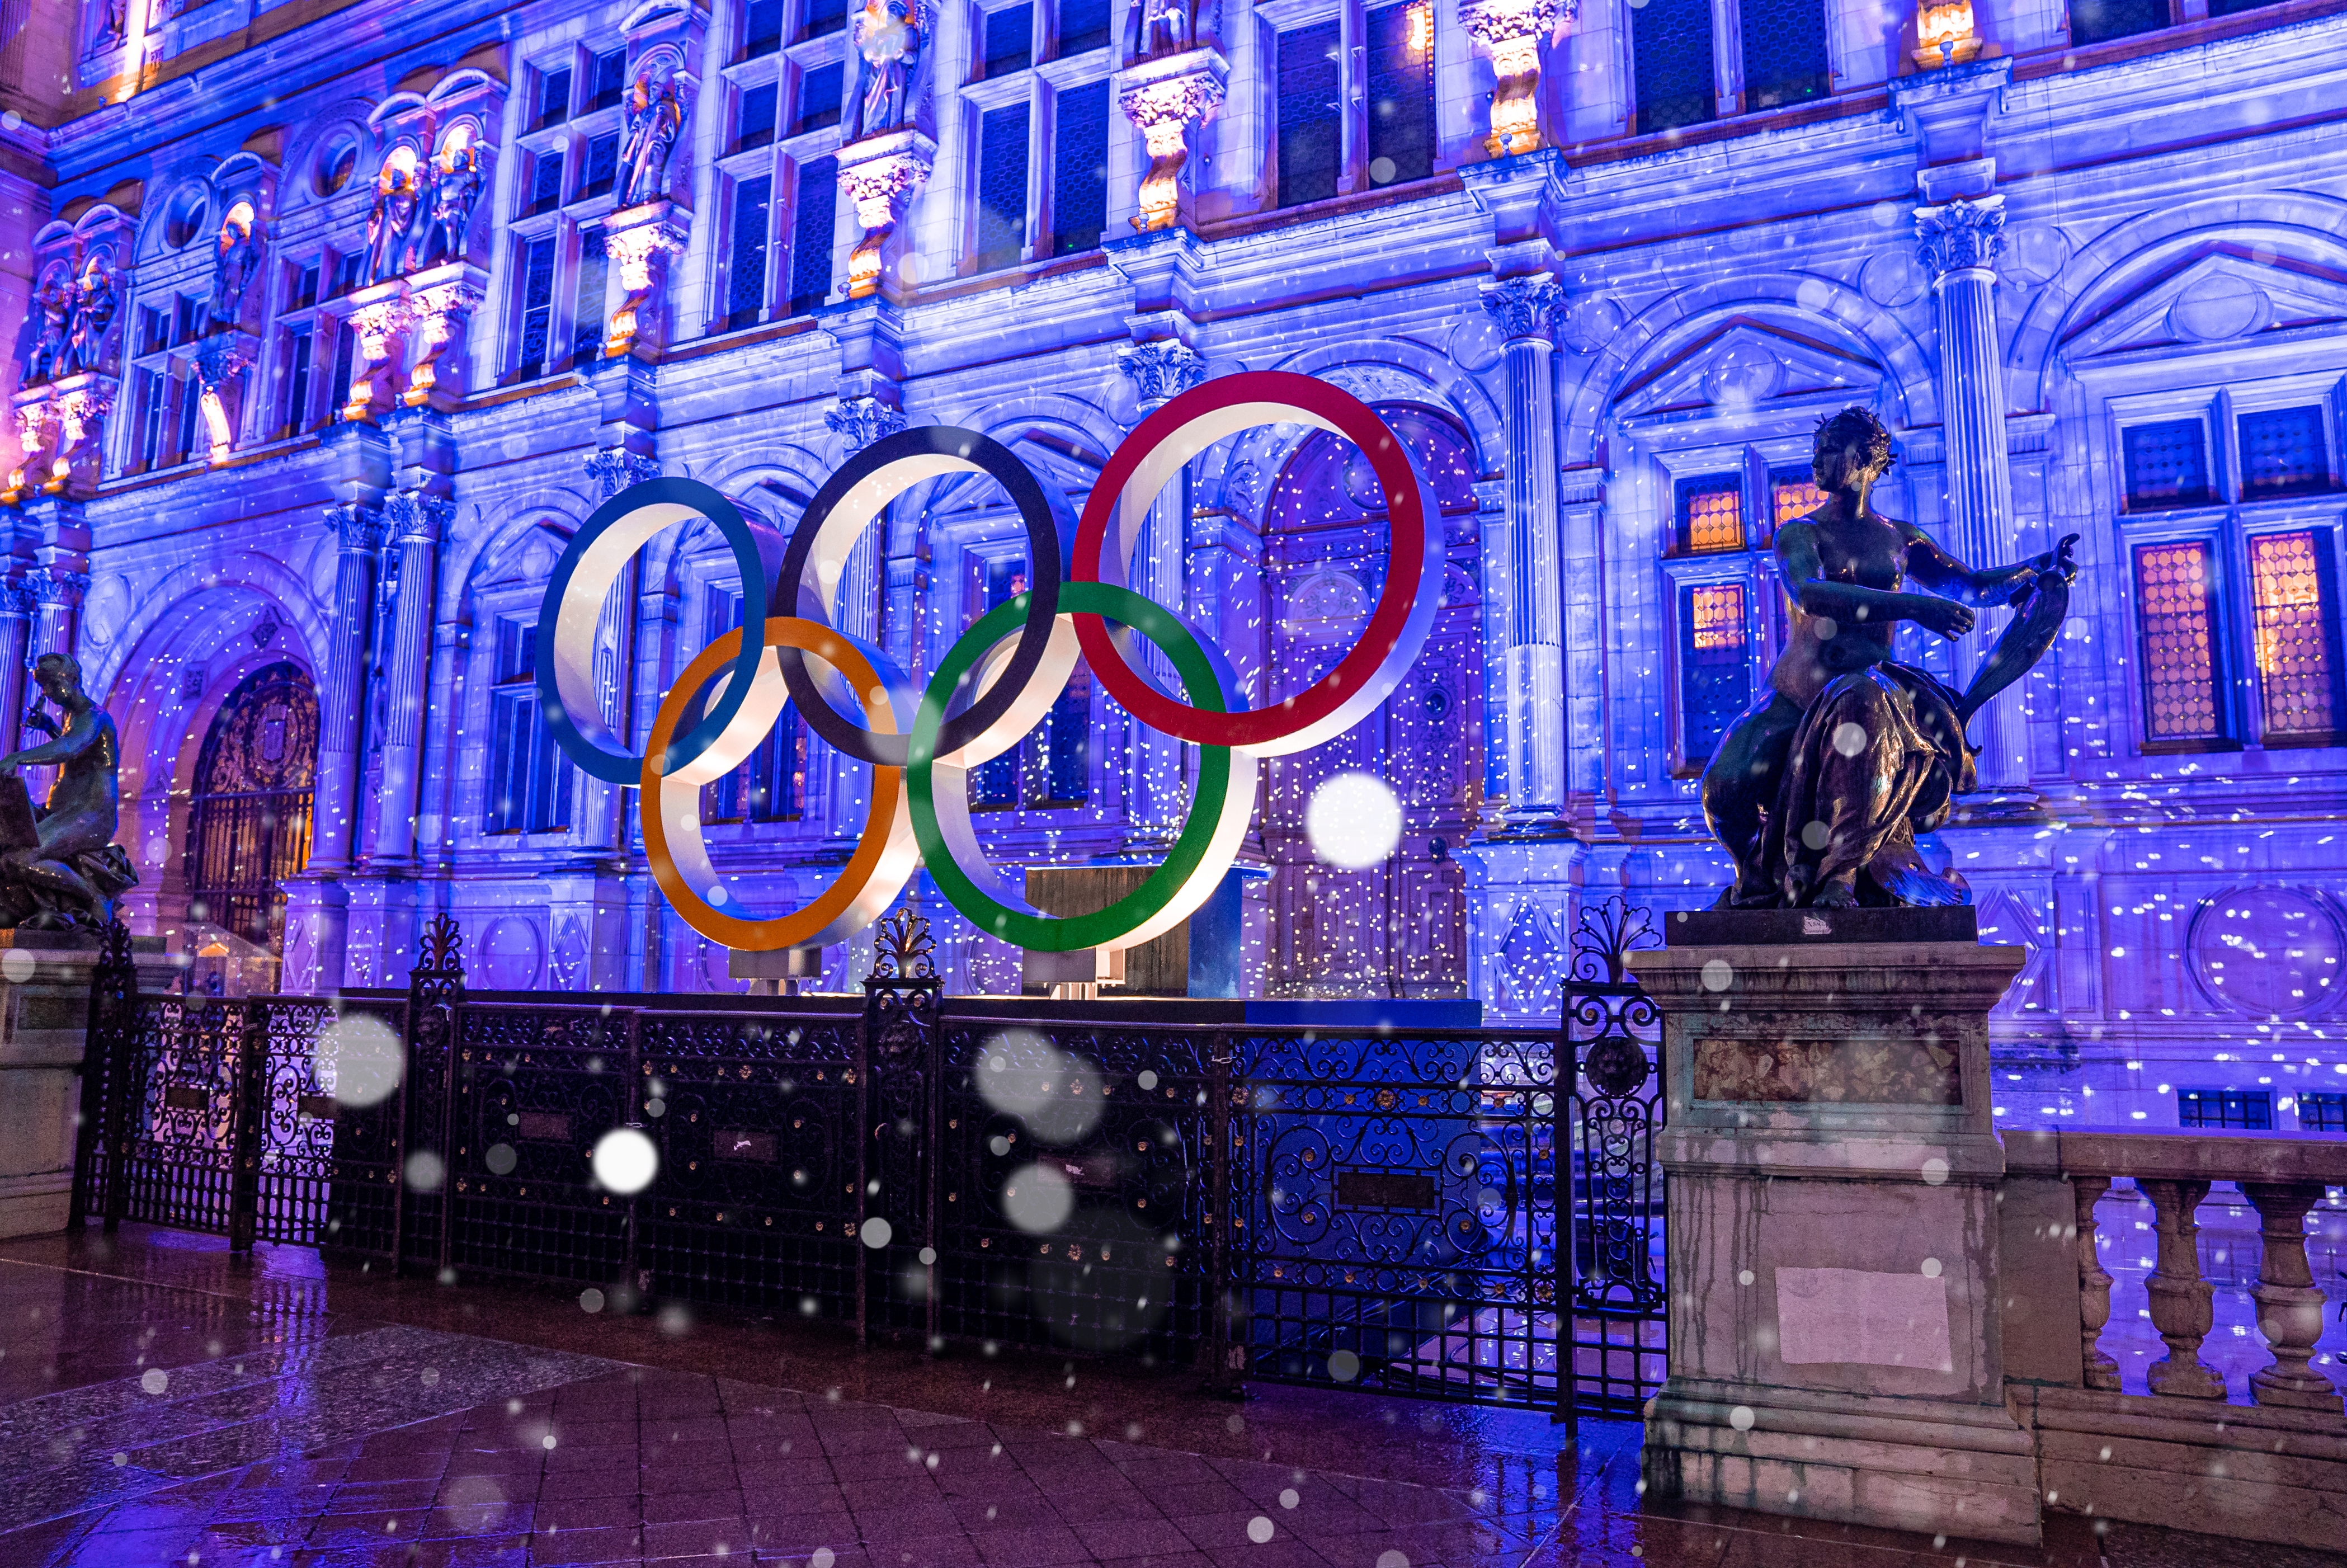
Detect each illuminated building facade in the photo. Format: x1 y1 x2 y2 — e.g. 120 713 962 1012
2 0 2345 1132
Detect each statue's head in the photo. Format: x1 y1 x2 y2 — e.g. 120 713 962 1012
1813 405 1895 491
31 653 83 707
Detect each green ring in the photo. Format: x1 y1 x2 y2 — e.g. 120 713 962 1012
906 581 1233 952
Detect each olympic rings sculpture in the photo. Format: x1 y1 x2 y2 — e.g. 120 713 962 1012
535 371 1443 956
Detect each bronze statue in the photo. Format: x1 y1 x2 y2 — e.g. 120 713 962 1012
1700 406 2077 910
0 652 138 930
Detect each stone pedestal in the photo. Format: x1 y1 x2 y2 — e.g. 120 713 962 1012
1634 922 2039 1545
0 931 175 1239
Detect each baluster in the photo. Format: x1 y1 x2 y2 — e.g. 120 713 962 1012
2070 1174 2122 1391
2139 1177 2225 1399
2244 1180 2344 1413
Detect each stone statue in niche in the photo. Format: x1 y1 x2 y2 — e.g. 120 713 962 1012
22 272 70 386
421 142 486 267
618 73 687 207
846 0 923 141
1130 0 1218 60
0 653 138 930
67 257 119 374
361 161 423 287
209 215 265 327
1699 406 2078 910
90 0 129 50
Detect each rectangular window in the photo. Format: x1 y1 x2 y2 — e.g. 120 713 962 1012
1740 0 1831 111
1059 0 1111 54
174 370 201 461
536 65 574 129
572 228 609 368
2134 539 2228 746
1633 0 1717 134
584 134 621 199
794 60 843 133
2249 529 2344 742
2177 1088 2273 1130
744 0 785 56
328 319 355 415
333 252 364 297
517 236 558 376
974 102 1030 271
1050 79 1110 257
139 305 166 356
486 620 573 835
282 326 313 437
1770 469 1826 531
2299 1091 2347 1133
2068 0 2167 46
529 150 566 215
292 261 321 310
983 4 1034 74
2208 0 2281 12
973 558 1029 807
2240 406 2332 499
175 294 202 345
1679 582 1751 766
728 175 773 329
1676 475 1745 554
2122 419 2212 510
788 156 838 314
1365 2 1435 187
738 80 779 149
590 49 628 112
138 369 166 467
750 703 807 821
1041 664 1091 804
805 0 847 35
702 588 750 822
1277 21 1341 209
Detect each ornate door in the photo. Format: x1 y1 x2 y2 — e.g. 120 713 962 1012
184 662 318 955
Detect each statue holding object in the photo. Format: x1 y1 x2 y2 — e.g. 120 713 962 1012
846 0 923 141
1700 406 2078 910
618 73 687 207
361 163 423 288
0 653 137 930
68 257 119 375
23 274 70 387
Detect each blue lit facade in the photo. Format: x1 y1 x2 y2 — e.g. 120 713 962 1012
2 0 2345 1134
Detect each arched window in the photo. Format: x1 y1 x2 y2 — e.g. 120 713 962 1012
183 662 319 954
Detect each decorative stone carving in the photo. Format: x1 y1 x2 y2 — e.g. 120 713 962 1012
584 448 660 498
403 265 486 409
192 336 254 464
1460 0 1570 156
1130 0 1219 60
209 211 266 328
381 489 453 546
845 0 925 143
1114 338 1206 407
1915 194 2005 278
43 378 112 500
1479 273 1563 341
422 142 487 269
4 399 56 501
22 270 70 388
338 283 412 422
837 131 935 301
824 394 907 455
618 71 690 208
323 500 387 556
67 257 119 376
360 161 425 289
602 203 690 359
1115 52 1227 234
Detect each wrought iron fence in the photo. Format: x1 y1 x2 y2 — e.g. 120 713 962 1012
72 901 1667 1418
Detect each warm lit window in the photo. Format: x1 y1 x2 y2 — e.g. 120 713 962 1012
2133 539 2228 746
1770 469 1825 531
1679 582 1751 765
1676 475 1744 553
2248 529 2344 742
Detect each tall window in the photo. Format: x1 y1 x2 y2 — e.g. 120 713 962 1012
1740 0 1831 110
715 1 849 326
486 619 573 835
516 236 557 376
280 325 313 438
1365 2 1434 187
974 103 1031 271
572 229 609 369
173 367 202 462
963 0 1112 273
134 368 166 469
727 175 773 329
699 587 808 822
512 40 629 378
967 557 1090 807
1679 583 1751 766
789 156 838 314
2068 0 2167 46
2248 529 2344 743
1050 80 1111 257
2134 539 2227 747
1276 21 1341 208
1633 0 1717 134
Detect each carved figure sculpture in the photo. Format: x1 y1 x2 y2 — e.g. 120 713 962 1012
210 217 265 327
618 74 686 208
1131 0 1215 59
67 257 118 374
0 653 138 930
362 163 422 286
1699 406 2079 909
91 0 129 49
425 142 485 266
846 0 923 142
23 274 70 386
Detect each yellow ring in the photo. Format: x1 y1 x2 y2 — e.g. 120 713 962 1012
642 617 916 952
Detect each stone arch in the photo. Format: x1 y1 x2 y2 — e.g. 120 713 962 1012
1265 335 1507 480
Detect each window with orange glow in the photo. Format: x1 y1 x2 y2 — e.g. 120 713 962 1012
1676 476 1744 553
2249 529 2344 741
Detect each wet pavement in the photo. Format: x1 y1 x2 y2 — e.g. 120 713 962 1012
0 1226 2334 1568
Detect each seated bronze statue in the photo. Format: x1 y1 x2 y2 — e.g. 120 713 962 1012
1700 407 2077 910
0 652 138 929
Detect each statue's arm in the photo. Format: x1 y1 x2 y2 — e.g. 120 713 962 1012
0 709 98 772
1900 525 2043 607
1777 524 1974 638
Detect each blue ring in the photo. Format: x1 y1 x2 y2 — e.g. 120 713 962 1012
538 476 776 786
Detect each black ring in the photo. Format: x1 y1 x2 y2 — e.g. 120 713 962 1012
772 426 1070 768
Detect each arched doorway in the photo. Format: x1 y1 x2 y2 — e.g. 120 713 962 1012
183 661 318 953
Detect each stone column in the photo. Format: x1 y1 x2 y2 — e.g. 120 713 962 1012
0 583 31 750
821 394 904 842
1915 194 2023 793
287 501 384 990
1480 274 1565 827
367 493 446 868
1114 340 1206 844
25 568 84 663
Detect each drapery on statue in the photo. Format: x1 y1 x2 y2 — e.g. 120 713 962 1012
67 257 118 375
846 0 923 141
23 274 69 386
0 653 137 930
1700 406 2079 910
618 73 686 206
210 215 265 327
425 142 486 266
361 163 423 287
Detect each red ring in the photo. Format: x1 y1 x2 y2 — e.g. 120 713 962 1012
1070 372 1431 752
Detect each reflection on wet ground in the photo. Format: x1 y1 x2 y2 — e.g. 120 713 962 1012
0 1226 2335 1567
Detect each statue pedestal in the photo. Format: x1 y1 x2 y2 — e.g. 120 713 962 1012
1633 919 2039 1545
0 931 175 1239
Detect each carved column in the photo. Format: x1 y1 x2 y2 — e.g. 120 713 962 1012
821 394 906 841
2070 1174 2122 1391
1114 51 1228 234
339 282 413 422
1481 274 1565 827
25 568 85 662
1915 194 2023 793
0 582 30 749
836 132 935 302
602 204 690 360
310 502 385 876
367 493 446 869
2139 1177 2225 1399
1460 0 1569 156
1114 340 1205 843
2244 1181 2343 1412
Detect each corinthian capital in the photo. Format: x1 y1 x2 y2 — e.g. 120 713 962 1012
1480 274 1563 342
1914 195 2006 280
585 448 661 498
824 395 907 456
383 489 453 544
1116 340 1207 409
323 501 386 555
